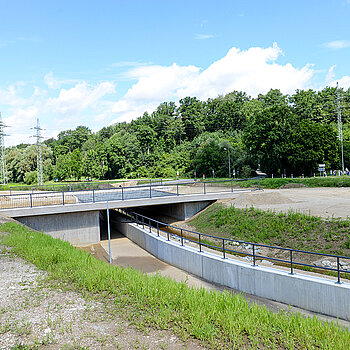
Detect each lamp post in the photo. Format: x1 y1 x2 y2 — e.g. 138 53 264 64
224 147 231 178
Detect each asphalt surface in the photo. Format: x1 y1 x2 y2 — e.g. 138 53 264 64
75 188 177 203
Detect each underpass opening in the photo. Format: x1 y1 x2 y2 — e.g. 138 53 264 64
99 209 124 241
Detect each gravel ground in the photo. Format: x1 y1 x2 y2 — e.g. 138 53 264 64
0 244 203 350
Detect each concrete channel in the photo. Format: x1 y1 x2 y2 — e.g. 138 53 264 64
91 219 350 327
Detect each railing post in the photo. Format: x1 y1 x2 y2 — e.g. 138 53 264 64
30 194 32 208
231 179 233 192
290 250 294 275
149 219 152 233
199 233 202 252
121 187 124 200
9 187 12 195
180 229 183 246
252 244 256 266
337 256 341 284
92 188 95 203
222 239 225 259
167 225 169 241
62 191 65 205
150 184 152 198
203 181 206 194
177 183 179 196
136 213 139 226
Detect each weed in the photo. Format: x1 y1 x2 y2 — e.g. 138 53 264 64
1 222 350 349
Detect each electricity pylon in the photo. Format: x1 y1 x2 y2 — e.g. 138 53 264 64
32 118 44 186
0 113 9 185
336 82 344 172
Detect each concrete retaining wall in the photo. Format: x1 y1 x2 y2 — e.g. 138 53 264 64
115 219 350 321
17 211 100 246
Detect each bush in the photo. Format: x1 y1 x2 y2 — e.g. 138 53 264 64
24 171 37 185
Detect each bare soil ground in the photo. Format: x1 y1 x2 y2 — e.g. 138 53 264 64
225 187 350 219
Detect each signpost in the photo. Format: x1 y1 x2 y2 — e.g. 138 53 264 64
318 164 325 177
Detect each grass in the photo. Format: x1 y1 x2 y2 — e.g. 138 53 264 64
235 176 350 189
1 223 350 349
189 204 350 255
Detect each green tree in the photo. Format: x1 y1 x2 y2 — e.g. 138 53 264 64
70 149 82 180
288 120 339 176
243 105 295 176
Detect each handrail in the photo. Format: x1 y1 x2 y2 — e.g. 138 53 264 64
0 178 261 210
121 209 350 284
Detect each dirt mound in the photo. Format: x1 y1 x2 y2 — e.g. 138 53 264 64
231 191 294 207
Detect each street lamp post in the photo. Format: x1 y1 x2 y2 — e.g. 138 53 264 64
224 147 231 178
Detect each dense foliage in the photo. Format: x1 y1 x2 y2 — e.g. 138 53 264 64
6 87 350 183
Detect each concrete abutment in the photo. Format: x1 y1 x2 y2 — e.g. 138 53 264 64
17 210 101 246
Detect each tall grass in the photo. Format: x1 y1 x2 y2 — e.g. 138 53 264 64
1 222 349 349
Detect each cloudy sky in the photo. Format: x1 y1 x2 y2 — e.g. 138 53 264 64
1 0 350 146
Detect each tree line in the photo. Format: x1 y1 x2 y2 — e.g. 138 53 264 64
6 87 350 184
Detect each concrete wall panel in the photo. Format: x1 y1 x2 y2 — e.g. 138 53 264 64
17 211 100 246
118 219 350 321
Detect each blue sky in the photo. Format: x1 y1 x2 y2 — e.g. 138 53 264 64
1 0 350 146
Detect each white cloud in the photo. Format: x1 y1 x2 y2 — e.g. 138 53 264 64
1 79 116 146
179 43 313 99
110 43 314 124
323 40 350 50
46 81 115 115
329 76 350 89
0 82 27 106
110 63 200 123
325 65 336 84
194 34 215 40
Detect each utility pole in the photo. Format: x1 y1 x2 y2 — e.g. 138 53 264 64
336 82 345 173
0 113 9 185
32 118 44 185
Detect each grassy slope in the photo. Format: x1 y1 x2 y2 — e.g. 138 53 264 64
1 222 349 349
189 204 350 255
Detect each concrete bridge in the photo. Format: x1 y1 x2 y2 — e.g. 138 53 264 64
0 180 258 245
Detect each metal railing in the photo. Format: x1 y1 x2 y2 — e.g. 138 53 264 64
121 210 350 284
7 180 126 194
0 178 261 210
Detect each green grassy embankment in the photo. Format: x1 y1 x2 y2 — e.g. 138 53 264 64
189 204 350 255
1 222 350 349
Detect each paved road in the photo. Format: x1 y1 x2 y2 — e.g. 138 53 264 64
75 188 177 203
